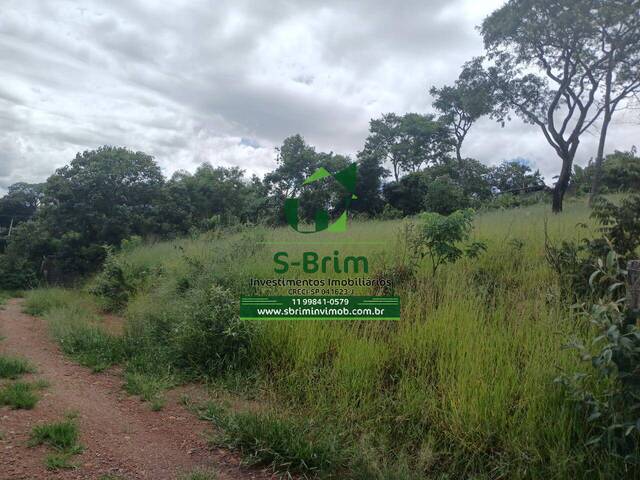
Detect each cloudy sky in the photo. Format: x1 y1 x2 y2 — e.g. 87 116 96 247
1 0 639 192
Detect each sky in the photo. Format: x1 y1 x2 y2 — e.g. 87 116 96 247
1 0 639 192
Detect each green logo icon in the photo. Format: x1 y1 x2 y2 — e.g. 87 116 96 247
285 163 357 234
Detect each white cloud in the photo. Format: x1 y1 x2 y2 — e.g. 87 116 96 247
0 0 637 193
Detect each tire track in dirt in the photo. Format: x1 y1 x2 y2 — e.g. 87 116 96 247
0 299 273 480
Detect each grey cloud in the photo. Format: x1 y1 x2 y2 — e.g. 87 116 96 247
0 0 637 194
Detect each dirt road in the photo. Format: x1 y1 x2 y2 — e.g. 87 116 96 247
0 299 272 480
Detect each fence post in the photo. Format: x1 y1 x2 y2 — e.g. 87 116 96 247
628 260 640 315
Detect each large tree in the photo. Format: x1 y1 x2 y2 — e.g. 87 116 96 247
588 0 640 203
363 113 451 181
41 146 165 273
482 0 605 212
430 57 495 164
264 135 351 223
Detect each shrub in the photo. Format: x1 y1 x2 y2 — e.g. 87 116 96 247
557 277 640 462
408 209 486 275
424 176 469 215
170 285 254 376
546 195 640 300
89 249 133 312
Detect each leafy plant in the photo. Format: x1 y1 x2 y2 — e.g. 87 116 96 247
408 209 486 275
557 252 640 462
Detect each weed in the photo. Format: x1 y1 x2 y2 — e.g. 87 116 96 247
178 468 217 480
45 452 76 470
0 355 35 379
124 370 171 403
30 419 81 452
212 409 347 476
0 382 39 409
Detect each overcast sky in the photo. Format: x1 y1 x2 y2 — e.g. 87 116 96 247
1 0 639 192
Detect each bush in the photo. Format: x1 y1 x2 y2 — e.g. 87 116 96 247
170 285 254 375
545 195 640 300
424 176 469 215
408 209 486 275
557 264 640 462
89 249 133 312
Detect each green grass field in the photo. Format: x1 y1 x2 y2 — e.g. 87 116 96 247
24 198 635 479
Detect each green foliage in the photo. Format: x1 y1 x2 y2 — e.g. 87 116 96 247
489 159 545 194
45 452 76 470
0 355 35 379
211 408 347 477
423 175 468 215
546 195 640 300
123 370 171 408
25 289 125 372
379 204 403 220
557 273 640 462
0 382 39 409
23 288 78 316
89 247 135 312
38 200 633 478
48 307 125 373
362 113 452 181
178 469 218 480
430 57 495 162
591 195 640 260
409 209 486 274
30 418 82 452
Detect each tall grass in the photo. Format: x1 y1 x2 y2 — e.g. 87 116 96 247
26 198 636 478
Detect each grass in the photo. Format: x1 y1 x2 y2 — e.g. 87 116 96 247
22 288 80 316
45 452 76 470
179 469 218 480
23 197 640 478
0 381 39 409
211 407 347 476
30 416 83 470
24 290 125 372
0 354 35 379
30 418 81 450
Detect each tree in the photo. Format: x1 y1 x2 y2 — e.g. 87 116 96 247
264 135 351 223
423 175 469 215
589 0 640 203
382 172 430 216
489 160 546 194
41 146 165 275
363 113 451 181
430 57 495 164
0 182 43 236
572 148 640 194
351 151 389 216
482 0 605 212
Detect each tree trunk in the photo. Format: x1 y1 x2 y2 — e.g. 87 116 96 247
455 143 462 165
552 155 573 213
589 111 612 206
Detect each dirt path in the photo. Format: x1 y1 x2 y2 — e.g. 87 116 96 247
0 299 273 480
